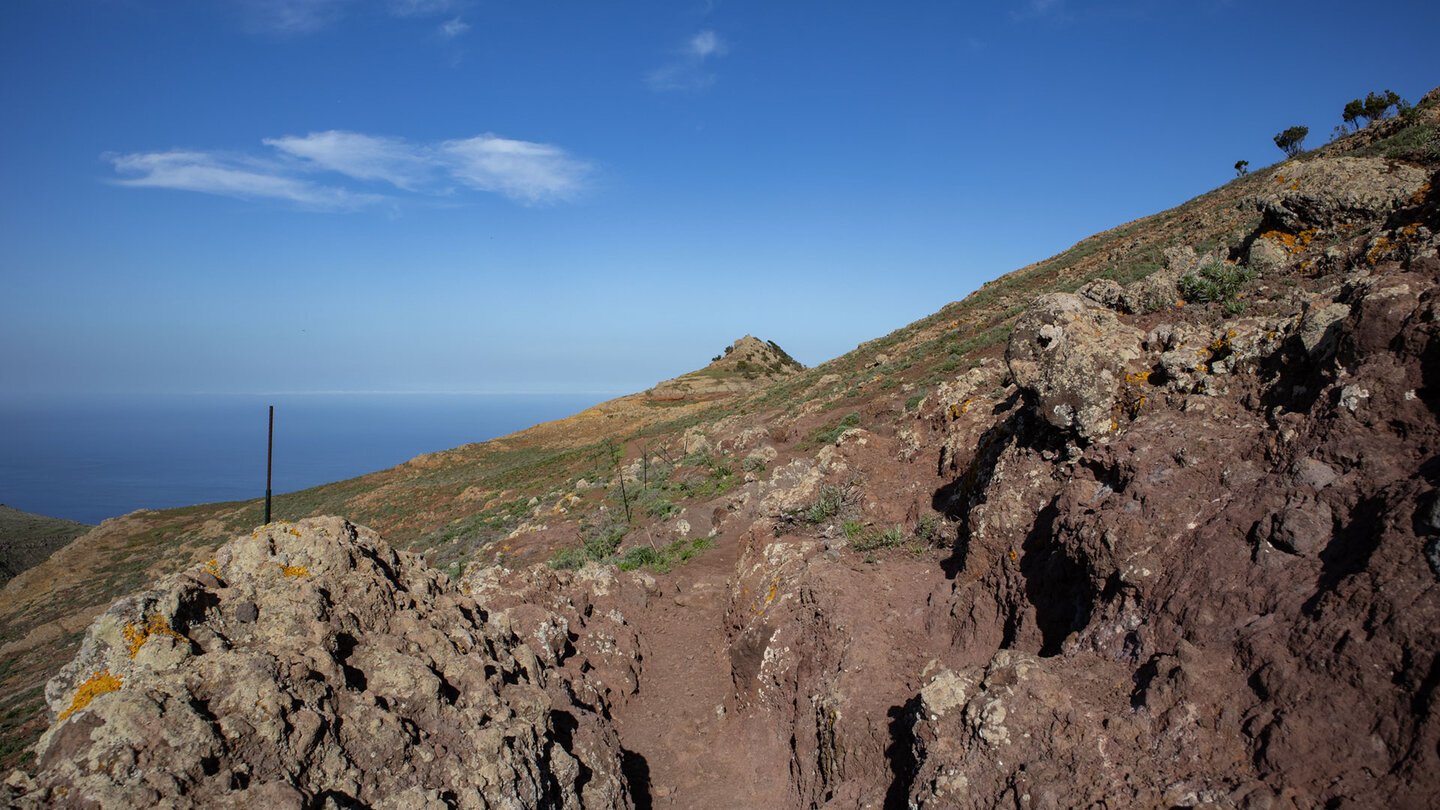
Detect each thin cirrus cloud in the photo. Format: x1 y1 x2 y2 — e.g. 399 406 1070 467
237 0 466 34
647 30 728 92
106 132 592 209
438 17 469 39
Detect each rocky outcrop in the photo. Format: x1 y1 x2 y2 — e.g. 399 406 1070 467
7 517 630 809
646 335 804 399
1005 293 1145 442
1255 156 1429 231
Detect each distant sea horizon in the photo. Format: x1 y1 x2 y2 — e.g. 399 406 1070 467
0 392 613 525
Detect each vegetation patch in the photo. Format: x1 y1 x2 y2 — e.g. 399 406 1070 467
1178 260 1256 314
803 412 861 449
616 536 716 573
845 521 905 552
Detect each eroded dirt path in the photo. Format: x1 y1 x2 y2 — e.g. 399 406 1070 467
610 530 794 809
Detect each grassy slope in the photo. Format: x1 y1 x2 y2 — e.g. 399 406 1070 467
0 506 92 583
0 94 1434 770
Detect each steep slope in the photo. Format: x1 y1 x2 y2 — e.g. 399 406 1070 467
0 506 91 587
4 90 1439 806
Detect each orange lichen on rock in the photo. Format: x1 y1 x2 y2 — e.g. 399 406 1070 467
280 564 310 578
123 614 185 658
58 671 122 721
1261 228 1316 254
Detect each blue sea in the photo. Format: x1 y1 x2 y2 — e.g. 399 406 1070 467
0 393 606 525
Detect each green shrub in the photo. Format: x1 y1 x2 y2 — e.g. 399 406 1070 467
806 484 845 524
846 522 905 552
1274 126 1308 158
617 536 715 573
617 546 662 571
1178 261 1255 307
550 514 628 569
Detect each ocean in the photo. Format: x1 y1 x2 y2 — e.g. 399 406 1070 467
0 393 606 525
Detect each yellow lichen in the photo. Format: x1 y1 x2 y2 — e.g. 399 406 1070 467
123 614 184 658
280 564 311 578
58 671 122 720
1261 228 1316 254
202 558 221 576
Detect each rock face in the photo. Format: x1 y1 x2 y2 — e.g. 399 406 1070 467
9 517 630 809
1005 292 1145 441
1256 156 1429 231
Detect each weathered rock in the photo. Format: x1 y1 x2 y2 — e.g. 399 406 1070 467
1256 156 1430 231
11 517 630 809
1005 292 1145 441
1298 301 1351 362
1264 493 1334 556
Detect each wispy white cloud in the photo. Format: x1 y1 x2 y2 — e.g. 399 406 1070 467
107 150 380 209
386 0 458 16
236 0 354 34
440 136 591 204
106 131 591 208
647 29 728 92
1012 0 1064 20
264 131 437 190
236 0 464 33
439 16 469 39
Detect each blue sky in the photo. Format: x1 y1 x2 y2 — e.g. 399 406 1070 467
2 0 1436 397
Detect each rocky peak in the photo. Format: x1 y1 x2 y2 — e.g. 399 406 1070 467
645 334 803 400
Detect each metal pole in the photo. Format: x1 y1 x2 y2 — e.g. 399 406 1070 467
264 405 273 524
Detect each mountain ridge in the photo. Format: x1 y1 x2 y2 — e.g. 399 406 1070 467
3 89 1439 805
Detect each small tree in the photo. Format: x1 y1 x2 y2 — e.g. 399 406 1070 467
1234 160 1249 177
1274 126 1308 158
1342 99 1365 132
1361 90 1402 125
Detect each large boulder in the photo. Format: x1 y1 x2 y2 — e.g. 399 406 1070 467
1005 293 1145 442
9 517 630 809
1256 156 1430 231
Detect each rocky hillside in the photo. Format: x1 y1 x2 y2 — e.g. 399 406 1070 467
4 90 1439 807
0 506 91 587
645 334 804 400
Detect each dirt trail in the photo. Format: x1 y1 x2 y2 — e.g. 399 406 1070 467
612 530 792 809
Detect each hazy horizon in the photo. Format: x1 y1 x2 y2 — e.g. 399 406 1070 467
3 1 1437 397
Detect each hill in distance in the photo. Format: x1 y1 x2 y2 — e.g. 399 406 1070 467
3 89 1439 807
0 506 91 588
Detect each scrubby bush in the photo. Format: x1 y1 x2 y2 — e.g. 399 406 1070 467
846 522 905 552
1274 126 1309 158
802 484 845 525
1234 159 1249 177
1343 90 1405 132
1178 260 1255 313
